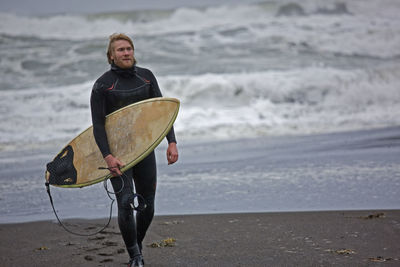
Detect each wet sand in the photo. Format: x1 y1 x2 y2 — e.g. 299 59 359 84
1 210 399 266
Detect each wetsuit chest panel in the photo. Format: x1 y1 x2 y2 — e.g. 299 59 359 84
105 76 152 114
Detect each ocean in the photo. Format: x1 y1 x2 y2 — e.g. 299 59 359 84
0 0 399 223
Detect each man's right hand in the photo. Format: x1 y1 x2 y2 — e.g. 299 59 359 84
104 154 124 177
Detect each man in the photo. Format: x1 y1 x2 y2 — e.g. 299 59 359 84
90 33 178 267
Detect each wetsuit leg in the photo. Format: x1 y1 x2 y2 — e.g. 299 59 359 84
132 151 157 250
110 169 141 259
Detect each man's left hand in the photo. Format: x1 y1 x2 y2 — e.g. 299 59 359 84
166 142 178 165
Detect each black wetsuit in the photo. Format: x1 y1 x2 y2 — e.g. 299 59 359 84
90 64 176 258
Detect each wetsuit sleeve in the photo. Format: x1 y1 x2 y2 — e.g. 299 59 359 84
90 82 112 157
147 69 177 144
166 125 177 144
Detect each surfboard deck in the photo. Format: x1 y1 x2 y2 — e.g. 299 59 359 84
45 97 179 188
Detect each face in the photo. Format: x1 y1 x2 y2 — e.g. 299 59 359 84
110 40 134 69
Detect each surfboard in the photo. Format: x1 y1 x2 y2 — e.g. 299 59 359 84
45 97 179 188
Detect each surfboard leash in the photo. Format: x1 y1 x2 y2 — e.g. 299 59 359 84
45 170 146 236
45 179 115 237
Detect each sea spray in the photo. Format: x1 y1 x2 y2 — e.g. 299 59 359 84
0 0 400 147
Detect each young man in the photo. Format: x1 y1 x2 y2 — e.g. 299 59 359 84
90 33 178 267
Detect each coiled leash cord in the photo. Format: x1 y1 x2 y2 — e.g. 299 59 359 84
45 167 145 236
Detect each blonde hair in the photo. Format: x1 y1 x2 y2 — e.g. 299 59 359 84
107 33 136 64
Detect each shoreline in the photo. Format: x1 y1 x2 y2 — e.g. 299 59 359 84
2 207 399 226
1 210 399 266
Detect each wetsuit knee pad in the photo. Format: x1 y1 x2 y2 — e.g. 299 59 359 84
142 195 155 211
119 193 134 210
119 192 152 211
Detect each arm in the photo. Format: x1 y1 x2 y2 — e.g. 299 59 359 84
90 81 112 157
146 69 179 164
90 82 124 176
146 69 177 144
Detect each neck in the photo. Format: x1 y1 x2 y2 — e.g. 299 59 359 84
111 63 136 77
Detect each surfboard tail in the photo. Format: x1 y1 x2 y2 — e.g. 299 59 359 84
46 145 77 186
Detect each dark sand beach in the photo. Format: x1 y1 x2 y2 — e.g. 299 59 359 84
1 210 399 266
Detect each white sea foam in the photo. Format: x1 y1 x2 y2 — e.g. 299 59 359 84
0 82 92 145
163 65 400 139
1 0 399 58
0 0 400 149
1 65 399 146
